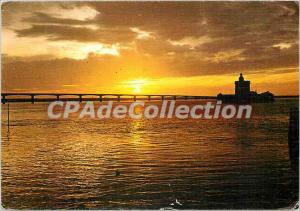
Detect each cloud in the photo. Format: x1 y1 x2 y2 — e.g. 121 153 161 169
1 1 299 94
168 36 213 49
52 5 99 21
15 24 136 44
130 27 154 40
273 42 293 50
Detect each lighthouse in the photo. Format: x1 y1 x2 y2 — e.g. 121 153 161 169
235 73 250 103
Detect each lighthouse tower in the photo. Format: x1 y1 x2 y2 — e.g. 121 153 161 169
235 73 250 103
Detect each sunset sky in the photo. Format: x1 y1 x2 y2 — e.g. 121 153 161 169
2 1 299 95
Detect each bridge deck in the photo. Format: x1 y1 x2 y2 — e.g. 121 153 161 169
1 93 216 104
1 93 298 104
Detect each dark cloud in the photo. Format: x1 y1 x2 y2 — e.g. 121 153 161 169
24 12 89 25
2 1 299 82
16 24 136 43
13 2 298 42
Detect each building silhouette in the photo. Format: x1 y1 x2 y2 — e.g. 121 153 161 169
235 73 250 103
217 73 274 103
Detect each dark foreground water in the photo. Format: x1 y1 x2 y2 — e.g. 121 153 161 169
1 99 299 209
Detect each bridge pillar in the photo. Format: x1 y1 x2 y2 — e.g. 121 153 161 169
2 95 6 104
31 94 34 104
148 96 151 101
117 95 121 102
161 96 164 101
173 96 176 100
99 95 102 102
79 95 82 102
134 96 136 101
56 95 60 100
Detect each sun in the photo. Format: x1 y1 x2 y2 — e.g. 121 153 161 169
134 84 142 93
123 79 149 94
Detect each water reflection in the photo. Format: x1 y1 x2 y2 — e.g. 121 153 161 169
1 99 299 209
129 120 144 145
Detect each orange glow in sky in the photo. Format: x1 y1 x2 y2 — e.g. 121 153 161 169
2 2 299 95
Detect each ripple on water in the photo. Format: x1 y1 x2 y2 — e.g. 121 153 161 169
1 99 299 209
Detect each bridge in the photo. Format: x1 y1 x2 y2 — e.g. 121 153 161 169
1 93 298 104
1 93 216 104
